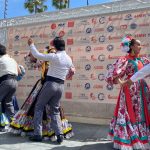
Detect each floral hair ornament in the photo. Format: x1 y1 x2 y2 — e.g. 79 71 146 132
121 35 133 53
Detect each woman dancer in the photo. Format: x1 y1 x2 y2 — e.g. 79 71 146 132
10 45 74 141
105 36 150 149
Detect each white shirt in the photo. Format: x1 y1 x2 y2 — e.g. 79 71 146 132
0 54 18 77
30 44 73 80
130 64 150 82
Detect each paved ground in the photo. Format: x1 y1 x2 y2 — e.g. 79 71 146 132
0 122 113 150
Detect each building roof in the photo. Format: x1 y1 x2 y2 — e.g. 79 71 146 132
0 0 150 28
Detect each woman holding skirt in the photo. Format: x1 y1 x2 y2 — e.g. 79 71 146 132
105 36 150 150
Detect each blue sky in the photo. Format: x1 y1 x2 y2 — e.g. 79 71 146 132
0 0 113 19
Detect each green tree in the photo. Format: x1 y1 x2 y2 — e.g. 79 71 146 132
52 0 70 10
24 0 48 14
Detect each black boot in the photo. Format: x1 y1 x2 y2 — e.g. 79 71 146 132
29 135 42 142
57 134 64 144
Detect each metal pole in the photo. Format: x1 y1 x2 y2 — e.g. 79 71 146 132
4 0 8 19
87 0 89 6
59 0 61 10
68 0 70 8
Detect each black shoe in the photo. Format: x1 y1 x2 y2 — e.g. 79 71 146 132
57 134 64 144
29 135 42 142
0 127 7 132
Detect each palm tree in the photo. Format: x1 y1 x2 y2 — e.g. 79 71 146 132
52 0 69 10
24 0 48 14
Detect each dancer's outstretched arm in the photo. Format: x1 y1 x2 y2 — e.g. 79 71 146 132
28 38 56 61
130 64 150 82
120 64 150 86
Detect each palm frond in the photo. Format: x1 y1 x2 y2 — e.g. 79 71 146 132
24 0 48 14
52 0 69 10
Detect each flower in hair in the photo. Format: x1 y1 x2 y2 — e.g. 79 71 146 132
121 36 133 53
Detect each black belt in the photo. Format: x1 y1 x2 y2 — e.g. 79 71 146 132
0 74 17 84
46 76 64 84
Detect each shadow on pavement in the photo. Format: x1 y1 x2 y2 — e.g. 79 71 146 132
0 132 28 145
0 122 111 149
69 123 109 142
46 142 113 150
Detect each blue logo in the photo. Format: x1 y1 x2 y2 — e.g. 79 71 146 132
107 25 114 32
85 64 91 71
130 23 137 29
86 28 92 34
106 84 113 91
99 16 105 24
99 35 105 43
98 54 105 62
85 83 91 90
107 64 113 70
85 46 91 52
15 35 19 41
98 93 105 101
98 74 105 81
107 44 114 51
58 23 65 27
124 14 132 20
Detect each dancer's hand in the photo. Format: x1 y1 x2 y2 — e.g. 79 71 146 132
123 79 133 86
116 78 128 87
66 67 76 79
28 38 34 46
70 67 76 74
117 78 124 86
118 79 133 87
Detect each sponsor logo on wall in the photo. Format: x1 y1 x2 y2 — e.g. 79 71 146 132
107 45 114 51
6 9 150 104
84 83 91 90
85 64 91 71
98 93 105 101
98 54 105 62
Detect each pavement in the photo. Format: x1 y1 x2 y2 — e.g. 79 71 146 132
0 122 113 150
